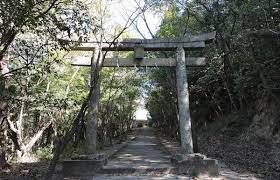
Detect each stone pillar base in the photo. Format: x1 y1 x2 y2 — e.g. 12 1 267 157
62 153 107 177
171 153 219 176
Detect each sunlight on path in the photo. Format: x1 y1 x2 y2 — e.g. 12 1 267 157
105 128 171 168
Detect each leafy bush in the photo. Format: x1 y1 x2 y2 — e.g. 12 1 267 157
36 147 53 161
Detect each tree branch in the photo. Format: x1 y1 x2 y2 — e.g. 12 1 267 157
6 118 19 134
23 120 52 153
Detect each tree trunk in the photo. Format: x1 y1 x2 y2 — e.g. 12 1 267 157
23 121 52 153
7 116 51 160
0 151 6 167
219 37 238 111
0 54 9 159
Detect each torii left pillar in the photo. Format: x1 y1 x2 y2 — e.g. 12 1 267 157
62 47 106 178
86 47 101 154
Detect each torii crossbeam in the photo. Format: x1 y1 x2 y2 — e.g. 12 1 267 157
71 32 215 51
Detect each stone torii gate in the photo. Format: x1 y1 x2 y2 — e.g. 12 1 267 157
71 32 216 154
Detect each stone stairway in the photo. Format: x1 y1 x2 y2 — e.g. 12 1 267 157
93 128 185 179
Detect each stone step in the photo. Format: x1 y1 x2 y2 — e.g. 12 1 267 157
98 166 176 175
93 174 192 180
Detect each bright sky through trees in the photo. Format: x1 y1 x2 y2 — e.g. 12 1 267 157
134 97 149 120
107 0 163 38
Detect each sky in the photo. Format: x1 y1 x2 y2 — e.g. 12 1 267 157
134 97 149 121
106 0 163 38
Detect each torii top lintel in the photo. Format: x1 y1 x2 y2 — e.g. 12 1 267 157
71 32 216 52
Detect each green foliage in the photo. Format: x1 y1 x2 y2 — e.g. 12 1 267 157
146 0 280 140
98 67 144 147
0 0 95 160
146 67 178 138
191 168 199 177
36 146 53 161
0 0 95 63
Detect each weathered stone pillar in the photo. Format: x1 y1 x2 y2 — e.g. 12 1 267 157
86 47 101 154
176 47 193 153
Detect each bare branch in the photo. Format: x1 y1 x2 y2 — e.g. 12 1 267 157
132 21 147 39
132 0 155 38
141 10 155 38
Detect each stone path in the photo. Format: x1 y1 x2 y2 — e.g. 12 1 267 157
93 127 190 179
104 128 171 169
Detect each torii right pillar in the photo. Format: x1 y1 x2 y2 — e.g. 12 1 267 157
176 47 193 153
